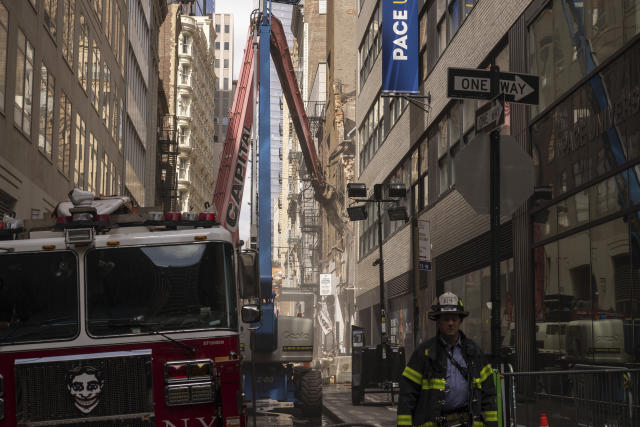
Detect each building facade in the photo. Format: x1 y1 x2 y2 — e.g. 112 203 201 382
0 0 127 219
212 12 233 183
174 12 216 213
125 0 167 206
354 0 640 372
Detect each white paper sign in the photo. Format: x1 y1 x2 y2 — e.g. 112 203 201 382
320 273 332 296
418 220 431 261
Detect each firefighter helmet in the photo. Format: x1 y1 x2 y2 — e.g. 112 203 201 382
428 291 469 320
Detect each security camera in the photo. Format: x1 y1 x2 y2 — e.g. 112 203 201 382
68 189 95 206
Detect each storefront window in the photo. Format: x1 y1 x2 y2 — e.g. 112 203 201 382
534 216 640 366
443 259 514 354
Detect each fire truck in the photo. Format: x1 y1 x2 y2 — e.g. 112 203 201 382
0 189 261 426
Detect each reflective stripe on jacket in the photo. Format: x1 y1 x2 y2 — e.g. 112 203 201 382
397 331 498 427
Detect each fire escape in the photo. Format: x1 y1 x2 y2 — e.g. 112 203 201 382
298 101 325 291
156 114 179 211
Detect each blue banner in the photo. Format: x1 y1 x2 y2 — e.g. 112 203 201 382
382 0 419 94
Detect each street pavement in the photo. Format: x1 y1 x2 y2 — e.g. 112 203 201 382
323 384 397 426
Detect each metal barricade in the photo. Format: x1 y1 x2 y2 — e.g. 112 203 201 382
496 366 640 427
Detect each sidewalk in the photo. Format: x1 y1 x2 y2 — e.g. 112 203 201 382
323 384 397 426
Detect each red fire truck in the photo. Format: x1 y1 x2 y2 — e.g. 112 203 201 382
0 189 260 426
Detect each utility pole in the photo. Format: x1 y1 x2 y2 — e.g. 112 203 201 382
489 65 501 359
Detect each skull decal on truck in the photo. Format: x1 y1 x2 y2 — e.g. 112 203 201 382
66 366 104 414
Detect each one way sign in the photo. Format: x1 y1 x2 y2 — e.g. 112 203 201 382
447 68 539 105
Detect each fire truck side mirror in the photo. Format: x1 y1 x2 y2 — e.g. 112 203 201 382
241 304 261 324
238 249 260 299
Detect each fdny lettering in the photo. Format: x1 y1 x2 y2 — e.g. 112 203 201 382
392 1 409 61
225 125 251 229
162 417 215 427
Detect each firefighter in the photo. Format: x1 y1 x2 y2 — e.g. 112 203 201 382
397 292 498 427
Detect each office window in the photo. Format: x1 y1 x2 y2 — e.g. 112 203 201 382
224 42 229 50
58 92 71 176
215 24 220 33
78 15 88 91
62 0 75 67
88 132 98 192
118 98 123 151
437 102 462 196
215 41 220 50
102 63 110 128
224 24 230 33
74 114 86 188
224 59 229 68
38 64 55 157
94 0 102 22
215 58 220 68
104 0 111 44
111 85 118 141
101 151 109 194
15 29 34 136
119 20 125 75
224 77 229 90
44 0 57 38
0 3 8 113
91 40 100 111
358 96 384 173
358 4 382 89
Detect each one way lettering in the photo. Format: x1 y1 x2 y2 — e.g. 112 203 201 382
499 75 534 102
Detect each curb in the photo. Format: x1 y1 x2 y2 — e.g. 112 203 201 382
322 400 346 424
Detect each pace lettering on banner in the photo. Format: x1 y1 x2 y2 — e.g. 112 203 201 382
382 0 419 94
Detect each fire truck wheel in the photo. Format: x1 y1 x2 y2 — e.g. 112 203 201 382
300 368 322 417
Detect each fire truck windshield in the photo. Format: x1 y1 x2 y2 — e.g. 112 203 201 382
0 251 79 344
86 241 238 336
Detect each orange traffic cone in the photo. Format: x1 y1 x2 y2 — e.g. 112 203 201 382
539 413 550 427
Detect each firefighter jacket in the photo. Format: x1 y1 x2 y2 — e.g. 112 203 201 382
397 331 498 427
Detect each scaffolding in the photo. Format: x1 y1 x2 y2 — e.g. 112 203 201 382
156 114 179 212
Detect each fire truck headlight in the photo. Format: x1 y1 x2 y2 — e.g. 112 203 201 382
166 385 190 405
190 361 213 380
190 383 214 403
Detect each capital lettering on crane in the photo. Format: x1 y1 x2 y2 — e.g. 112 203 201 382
225 125 251 230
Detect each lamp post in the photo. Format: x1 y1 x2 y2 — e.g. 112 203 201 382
347 183 408 348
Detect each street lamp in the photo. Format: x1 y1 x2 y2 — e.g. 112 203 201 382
347 182 408 346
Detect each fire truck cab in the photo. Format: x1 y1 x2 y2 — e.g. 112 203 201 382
0 189 259 426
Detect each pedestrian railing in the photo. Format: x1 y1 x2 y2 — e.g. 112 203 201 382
494 365 640 427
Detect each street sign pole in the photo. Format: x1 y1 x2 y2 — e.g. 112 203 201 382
489 66 501 361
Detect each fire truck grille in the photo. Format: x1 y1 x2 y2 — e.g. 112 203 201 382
15 351 154 425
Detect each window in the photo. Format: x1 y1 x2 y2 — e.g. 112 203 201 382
181 65 190 84
78 15 89 91
0 3 8 113
224 42 229 50
74 114 86 188
91 40 101 111
359 96 384 173
224 59 229 68
358 4 382 89
224 77 229 90
102 63 110 128
38 64 55 158
529 0 639 116
215 41 220 50
101 151 109 194
104 0 111 44
94 0 102 22
44 0 57 38
182 34 190 54
224 24 230 33
215 58 220 68
15 29 34 136
62 0 75 67
88 133 98 192
215 24 220 33
58 92 71 176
